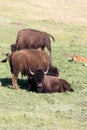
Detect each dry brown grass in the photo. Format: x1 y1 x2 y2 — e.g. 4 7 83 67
0 0 87 25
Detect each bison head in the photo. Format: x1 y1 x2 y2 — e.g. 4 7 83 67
28 67 48 92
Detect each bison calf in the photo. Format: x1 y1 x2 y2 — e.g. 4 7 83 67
11 29 55 57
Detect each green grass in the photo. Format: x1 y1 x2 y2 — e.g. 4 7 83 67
0 0 87 130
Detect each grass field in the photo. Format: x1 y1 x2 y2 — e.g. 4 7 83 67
0 0 87 130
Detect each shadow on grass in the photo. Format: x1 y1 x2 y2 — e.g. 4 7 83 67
0 78 28 90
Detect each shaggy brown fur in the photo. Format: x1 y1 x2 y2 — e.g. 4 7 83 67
42 75 73 93
11 29 55 57
28 70 73 93
1 49 53 89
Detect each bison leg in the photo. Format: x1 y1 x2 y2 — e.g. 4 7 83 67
12 74 19 89
47 46 52 59
49 48 52 58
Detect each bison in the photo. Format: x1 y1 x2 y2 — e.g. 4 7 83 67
47 66 59 77
27 69 47 92
1 49 52 89
41 76 74 93
27 69 74 93
11 29 55 57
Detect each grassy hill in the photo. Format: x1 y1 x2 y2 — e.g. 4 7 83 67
0 0 87 130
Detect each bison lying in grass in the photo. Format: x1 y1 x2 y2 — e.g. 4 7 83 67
27 69 74 93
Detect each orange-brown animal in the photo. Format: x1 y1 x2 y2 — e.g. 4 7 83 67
69 54 87 63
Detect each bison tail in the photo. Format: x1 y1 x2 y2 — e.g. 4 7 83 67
49 34 55 42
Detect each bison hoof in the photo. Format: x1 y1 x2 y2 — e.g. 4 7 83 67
12 85 19 90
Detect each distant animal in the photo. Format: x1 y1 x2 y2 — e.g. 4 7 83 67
11 29 55 57
1 49 52 89
69 54 87 63
28 69 74 93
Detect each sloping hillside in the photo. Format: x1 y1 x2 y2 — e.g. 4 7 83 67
0 0 87 24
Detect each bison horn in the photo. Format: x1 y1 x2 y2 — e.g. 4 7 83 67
44 66 49 75
29 68 34 75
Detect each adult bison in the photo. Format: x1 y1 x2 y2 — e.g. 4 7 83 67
11 29 55 57
41 75 74 93
1 49 52 89
27 69 74 93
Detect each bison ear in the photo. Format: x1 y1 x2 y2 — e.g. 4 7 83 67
29 68 34 75
44 66 49 75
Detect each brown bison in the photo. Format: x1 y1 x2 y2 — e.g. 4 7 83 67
42 76 74 93
11 29 55 57
28 69 74 93
27 69 47 92
1 49 53 89
46 66 59 77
